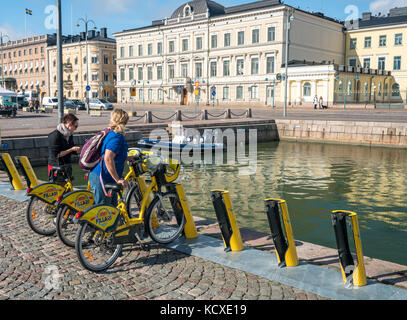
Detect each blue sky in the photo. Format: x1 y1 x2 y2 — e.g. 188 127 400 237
1 0 406 40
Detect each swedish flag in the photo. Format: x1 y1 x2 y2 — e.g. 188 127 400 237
25 8 32 15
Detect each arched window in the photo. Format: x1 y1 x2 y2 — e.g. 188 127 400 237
303 82 311 97
184 5 192 17
391 83 400 97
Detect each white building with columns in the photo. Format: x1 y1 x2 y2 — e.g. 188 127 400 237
113 0 345 107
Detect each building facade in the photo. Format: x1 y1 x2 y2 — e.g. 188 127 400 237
345 8 407 104
113 0 345 107
47 28 117 102
0 34 56 99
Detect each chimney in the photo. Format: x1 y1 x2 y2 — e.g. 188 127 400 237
101 28 107 38
362 12 372 20
88 30 96 39
80 32 86 40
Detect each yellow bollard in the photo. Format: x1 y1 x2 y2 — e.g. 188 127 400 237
264 198 299 268
175 184 198 239
0 153 25 190
332 210 367 287
15 156 39 188
210 189 244 252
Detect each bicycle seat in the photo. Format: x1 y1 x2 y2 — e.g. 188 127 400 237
104 183 123 192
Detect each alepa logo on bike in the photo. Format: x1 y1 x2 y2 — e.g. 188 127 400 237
73 194 92 210
95 208 114 227
42 187 58 201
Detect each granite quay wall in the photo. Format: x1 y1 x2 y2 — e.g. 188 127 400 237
275 120 407 148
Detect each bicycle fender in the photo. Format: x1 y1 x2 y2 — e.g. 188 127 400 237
78 205 121 232
58 190 95 212
27 183 65 205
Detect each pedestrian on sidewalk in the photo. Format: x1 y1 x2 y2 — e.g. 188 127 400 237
89 108 130 206
313 95 318 110
34 99 39 113
47 114 81 180
319 96 324 109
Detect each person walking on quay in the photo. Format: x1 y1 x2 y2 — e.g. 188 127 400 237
313 95 318 110
89 108 130 206
34 99 39 113
319 96 324 109
47 114 81 179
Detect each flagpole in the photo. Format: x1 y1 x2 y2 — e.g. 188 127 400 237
25 13 27 38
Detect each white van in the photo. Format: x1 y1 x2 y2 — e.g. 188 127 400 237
42 97 59 109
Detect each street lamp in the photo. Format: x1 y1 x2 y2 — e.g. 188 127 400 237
76 16 97 115
0 32 10 89
284 9 295 118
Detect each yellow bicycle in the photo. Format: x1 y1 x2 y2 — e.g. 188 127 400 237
74 150 185 272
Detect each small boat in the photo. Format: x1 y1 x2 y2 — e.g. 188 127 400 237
136 138 225 152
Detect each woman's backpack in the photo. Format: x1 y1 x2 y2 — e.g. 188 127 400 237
78 128 112 170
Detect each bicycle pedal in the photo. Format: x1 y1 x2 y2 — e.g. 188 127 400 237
139 243 150 251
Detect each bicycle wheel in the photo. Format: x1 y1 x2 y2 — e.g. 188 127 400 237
126 184 143 218
145 192 186 244
26 197 56 236
75 222 123 273
56 205 77 247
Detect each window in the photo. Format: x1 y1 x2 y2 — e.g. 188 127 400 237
378 57 386 70
181 63 188 77
303 82 311 97
120 47 125 58
395 33 403 46
223 87 230 100
266 57 275 74
379 35 387 47
91 57 98 64
251 57 259 75
129 45 134 57
138 67 143 80
350 38 357 50
182 39 188 52
120 68 125 81
195 62 202 78
392 83 400 97
210 61 217 77
138 44 143 56
349 59 357 67
148 89 153 101
148 66 153 80
148 43 153 55
92 74 98 81
268 27 276 42
250 86 258 99
236 59 244 75
224 33 231 47
158 89 163 101
103 55 109 64
236 86 244 100
364 37 371 48
363 58 371 69
252 29 259 43
394 56 401 70
238 31 245 45
168 65 175 79
196 37 202 50
169 40 175 53
129 67 134 80
157 42 163 55
223 60 230 76
104 73 109 82
211 35 217 48
157 66 163 80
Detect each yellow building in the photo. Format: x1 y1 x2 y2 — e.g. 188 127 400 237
345 8 407 105
47 28 117 102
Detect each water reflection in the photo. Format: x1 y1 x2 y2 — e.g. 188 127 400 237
35 140 407 265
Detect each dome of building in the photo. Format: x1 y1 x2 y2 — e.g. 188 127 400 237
170 0 225 19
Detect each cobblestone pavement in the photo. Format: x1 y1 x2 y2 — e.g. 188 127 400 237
0 196 329 300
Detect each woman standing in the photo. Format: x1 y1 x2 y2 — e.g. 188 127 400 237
89 109 130 205
48 113 81 179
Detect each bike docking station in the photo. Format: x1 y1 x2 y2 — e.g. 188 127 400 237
174 184 198 239
264 198 298 268
331 210 367 288
14 156 39 189
0 153 30 202
210 189 244 252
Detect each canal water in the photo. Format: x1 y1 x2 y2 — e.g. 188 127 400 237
34 141 407 266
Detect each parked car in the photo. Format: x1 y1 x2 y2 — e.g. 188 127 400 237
64 100 78 109
16 95 29 109
89 98 114 110
71 99 86 110
42 97 59 109
0 96 17 117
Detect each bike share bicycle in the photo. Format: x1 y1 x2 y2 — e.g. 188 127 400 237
74 149 186 272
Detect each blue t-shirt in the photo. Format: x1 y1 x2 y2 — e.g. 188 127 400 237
92 131 128 184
